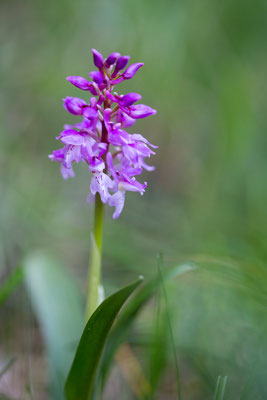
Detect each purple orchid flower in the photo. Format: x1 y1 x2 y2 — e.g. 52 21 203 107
49 49 157 218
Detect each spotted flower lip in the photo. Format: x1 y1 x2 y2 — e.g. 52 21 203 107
49 49 157 218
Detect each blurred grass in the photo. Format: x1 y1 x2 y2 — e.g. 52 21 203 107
0 0 267 398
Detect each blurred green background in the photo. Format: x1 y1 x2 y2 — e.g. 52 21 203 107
1 0 267 398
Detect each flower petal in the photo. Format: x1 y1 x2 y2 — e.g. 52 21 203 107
61 164 75 180
119 176 146 193
90 172 113 203
63 145 82 168
131 133 158 148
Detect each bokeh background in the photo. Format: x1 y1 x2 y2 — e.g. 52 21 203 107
1 0 267 399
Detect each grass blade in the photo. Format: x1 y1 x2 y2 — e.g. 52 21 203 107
157 253 182 400
214 376 228 400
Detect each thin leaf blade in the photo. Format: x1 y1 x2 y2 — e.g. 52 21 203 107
214 376 228 400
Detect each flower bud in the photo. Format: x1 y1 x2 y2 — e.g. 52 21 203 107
67 76 89 90
119 92 142 107
123 63 144 79
105 52 120 66
89 71 104 85
127 104 157 119
66 76 98 95
91 49 104 69
115 55 130 71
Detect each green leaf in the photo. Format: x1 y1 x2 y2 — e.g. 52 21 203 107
213 376 228 400
0 267 24 306
65 276 143 400
24 252 84 400
148 303 168 396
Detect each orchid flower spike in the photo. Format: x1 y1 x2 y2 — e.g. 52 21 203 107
49 49 157 219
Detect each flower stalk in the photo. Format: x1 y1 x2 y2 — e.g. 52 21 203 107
85 192 104 321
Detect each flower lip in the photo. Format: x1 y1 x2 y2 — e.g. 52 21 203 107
108 190 125 219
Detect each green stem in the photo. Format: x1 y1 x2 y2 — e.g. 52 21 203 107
85 193 104 322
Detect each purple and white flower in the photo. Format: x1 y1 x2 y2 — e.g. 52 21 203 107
49 49 157 218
